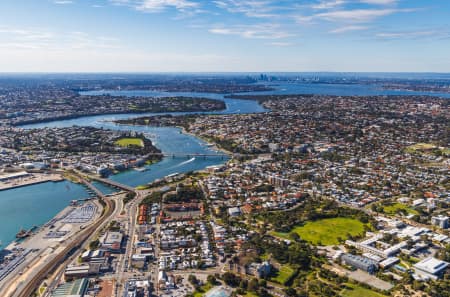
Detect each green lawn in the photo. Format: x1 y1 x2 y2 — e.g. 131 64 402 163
382 203 418 216
340 283 387 297
115 137 144 147
406 143 437 151
273 218 366 246
270 265 295 285
193 283 213 297
405 143 449 156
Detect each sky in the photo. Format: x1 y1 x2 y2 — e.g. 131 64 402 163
0 0 449 72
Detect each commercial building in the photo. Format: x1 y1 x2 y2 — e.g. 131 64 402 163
247 261 272 278
431 215 449 229
64 264 101 280
0 171 31 182
228 207 241 217
413 257 449 280
341 254 378 274
51 278 88 297
101 231 123 253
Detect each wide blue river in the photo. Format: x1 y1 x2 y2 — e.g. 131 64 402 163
1 80 449 249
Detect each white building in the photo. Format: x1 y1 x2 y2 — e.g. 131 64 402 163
413 257 449 280
431 215 449 229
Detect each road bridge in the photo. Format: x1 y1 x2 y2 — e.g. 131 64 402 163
80 178 106 199
89 176 136 192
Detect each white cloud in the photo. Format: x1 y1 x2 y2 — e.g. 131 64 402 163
311 0 346 10
375 30 449 40
312 8 414 23
53 0 74 4
110 0 198 13
329 25 368 33
209 24 293 39
268 41 293 46
213 0 278 18
360 0 397 5
0 27 120 51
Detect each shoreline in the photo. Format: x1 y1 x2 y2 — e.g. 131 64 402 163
179 126 233 156
14 106 228 127
3 202 76 251
107 119 233 157
0 174 65 191
2 195 96 252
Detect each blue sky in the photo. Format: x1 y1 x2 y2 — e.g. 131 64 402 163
0 0 449 72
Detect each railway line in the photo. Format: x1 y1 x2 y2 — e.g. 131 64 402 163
10 183 116 297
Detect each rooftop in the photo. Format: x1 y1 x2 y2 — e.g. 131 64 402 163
414 257 449 274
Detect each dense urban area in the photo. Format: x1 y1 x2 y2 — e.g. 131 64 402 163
0 75 449 297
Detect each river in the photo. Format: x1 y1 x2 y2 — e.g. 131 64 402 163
1 80 449 249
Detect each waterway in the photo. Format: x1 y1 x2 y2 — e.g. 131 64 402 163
0 181 90 249
248 82 450 98
2 80 449 249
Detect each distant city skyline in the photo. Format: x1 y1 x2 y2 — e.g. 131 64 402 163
0 0 449 72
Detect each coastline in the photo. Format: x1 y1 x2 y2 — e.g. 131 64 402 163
0 174 64 191
108 118 233 157
4 201 76 251
178 125 233 157
14 106 227 127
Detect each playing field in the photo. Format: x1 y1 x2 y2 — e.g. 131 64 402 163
271 265 295 285
274 217 366 246
340 283 387 297
115 137 144 147
382 203 418 216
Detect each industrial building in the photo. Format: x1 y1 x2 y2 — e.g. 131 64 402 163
51 278 88 297
341 254 378 274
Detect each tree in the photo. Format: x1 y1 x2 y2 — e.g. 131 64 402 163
290 232 300 242
239 279 248 290
89 239 100 250
284 287 298 297
188 274 198 286
257 288 272 297
222 272 240 287
207 275 217 285
248 278 259 292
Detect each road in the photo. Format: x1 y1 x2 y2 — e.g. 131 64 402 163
5 175 119 297
9 193 115 297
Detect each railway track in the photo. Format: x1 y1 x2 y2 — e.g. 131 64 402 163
11 195 115 297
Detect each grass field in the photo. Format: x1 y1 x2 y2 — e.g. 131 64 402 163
193 283 213 297
115 137 144 147
273 218 366 246
270 265 295 285
405 143 449 156
340 283 387 297
383 203 418 216
406 143 437 151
